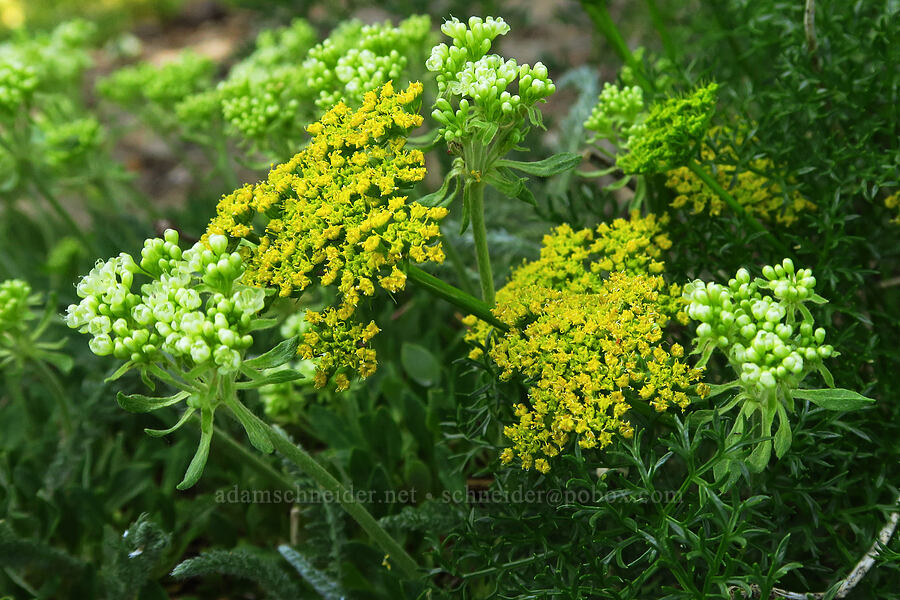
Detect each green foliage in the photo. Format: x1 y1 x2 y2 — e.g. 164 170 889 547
171 548 302 600
617 82 718 175
2 3 898 600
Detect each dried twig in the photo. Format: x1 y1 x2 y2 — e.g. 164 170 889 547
730 494 900 599
804 0 820 70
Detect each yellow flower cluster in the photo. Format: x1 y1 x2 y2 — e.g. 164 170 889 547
476 211 682 325
299 307 380 391
885 191 900 224
666 129 815 226
464 212 704 473
205 82 448 387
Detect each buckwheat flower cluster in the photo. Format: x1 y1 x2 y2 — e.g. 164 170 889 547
206 82 447 388
618 82 718 174
666 128 815 225
465 212 704 473
584 83 645 146
65 230 265 375
99 51 216 116
685 258 835 399
427 16 556 143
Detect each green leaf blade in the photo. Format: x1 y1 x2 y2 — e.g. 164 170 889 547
243 336 299 370
495 152 582 176
793 388 875 411
117 390 190 413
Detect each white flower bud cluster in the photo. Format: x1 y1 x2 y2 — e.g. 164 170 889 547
66 230 266 374
685 259 835 398
584 83 645 144
427 16 556 143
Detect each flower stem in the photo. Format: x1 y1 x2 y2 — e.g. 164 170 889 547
441 235 477 297
212 421 296 491
28 167 94 252
467 180 496 306
580 0 654 92
265 424 420 580
406 264 507 330
686 160 791 256
643 0 677 61
34 359 73 436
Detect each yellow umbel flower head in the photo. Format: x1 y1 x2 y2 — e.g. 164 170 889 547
885 190 900 224
464 212 704 472
206 82 448 388
666 127 815 226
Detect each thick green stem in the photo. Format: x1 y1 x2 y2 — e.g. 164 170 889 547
406 265 507 331
265 425 420 579
686 160 791 256
441 235 477 297
28 169 94 252
580 0 653 92
643 0 677 61
467 180 495 306
213 130 240 191
212 421 296 491
34 359 73 436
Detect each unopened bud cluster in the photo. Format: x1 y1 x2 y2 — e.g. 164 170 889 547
0 62 38 115
0 20 96 105
685 258 834 398
427 16 556 143
584 83 645 145
212 16 430 156
65 230 266 374
39 116 104 170
0 279 35 335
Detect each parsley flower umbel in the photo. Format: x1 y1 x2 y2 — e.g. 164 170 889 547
427 16 556 143
685 259 835 397
618 82 718 174
684 259 850 473
465 212 704 472
64 231 315 489
65 230 264 374
666 128 815 225
0 279 35 336
206 82 447 389
208 16 431 159
98 51 216 119
584 83 645 146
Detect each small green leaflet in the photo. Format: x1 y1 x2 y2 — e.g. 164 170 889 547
793 388 875 411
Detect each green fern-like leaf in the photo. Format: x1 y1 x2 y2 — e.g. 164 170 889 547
278 545 345 600
171 548 303 600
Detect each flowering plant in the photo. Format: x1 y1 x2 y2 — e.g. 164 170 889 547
2 6 897 600
685 259 873 476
